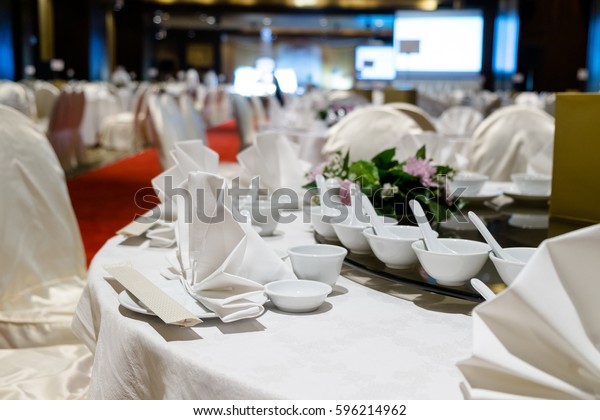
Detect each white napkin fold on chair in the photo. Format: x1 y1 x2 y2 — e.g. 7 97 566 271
237 131 311 191
173 171 297 322
458 224 600 399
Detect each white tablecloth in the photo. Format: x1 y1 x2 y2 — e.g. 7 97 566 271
72 212 475 399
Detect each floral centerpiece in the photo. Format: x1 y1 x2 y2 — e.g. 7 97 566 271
304 146 464 223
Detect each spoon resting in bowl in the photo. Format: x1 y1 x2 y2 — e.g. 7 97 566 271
409 200 456 254
468 211 523 264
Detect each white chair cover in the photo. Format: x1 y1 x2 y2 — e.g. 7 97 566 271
467 105 555 181
322 106 422 161
231 94 256 149
384 102 437 132
0 104 86 347
159 94 188 143
80 83 120 146
0 81 35 118
179 93 207 143
437 106 483 137
34 82 59 121
146 93 172 168
250 96 267 128
514 91 544 109
46 88 87 171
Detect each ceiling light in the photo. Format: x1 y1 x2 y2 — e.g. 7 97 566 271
206 16 216 25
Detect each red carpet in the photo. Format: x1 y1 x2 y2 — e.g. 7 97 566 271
68 120 240 265
205 119 240 162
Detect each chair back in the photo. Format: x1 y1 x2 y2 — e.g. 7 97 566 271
468 105 555 181
0 104 86 347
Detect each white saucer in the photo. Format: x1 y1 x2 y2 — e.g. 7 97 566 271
457 186 503 203
118 284 268 319
503 185 550 202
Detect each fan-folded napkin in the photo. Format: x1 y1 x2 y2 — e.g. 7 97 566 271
237 131 311 191
173 171 296 322
458 224 600 399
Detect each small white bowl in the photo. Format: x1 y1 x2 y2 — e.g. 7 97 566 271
288 244 347 286
310 206 337 240
265 280 332 313
411 239 491 286
332 221 371 254
489 247 536 286
363 226 437 269
449 172 489 197
511 173 552 196
241 198 278 236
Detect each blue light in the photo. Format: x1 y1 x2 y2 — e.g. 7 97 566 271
0 11 15 80
587 10 600 91
493 11 520 75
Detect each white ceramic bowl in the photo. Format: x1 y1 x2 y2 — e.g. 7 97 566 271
449 172 489 196
287 244 347 286
489 247 536 286
511 173 552 196
310 206 337 240
332 221 371 254
411 239 491 286
363 226 437 269
265 280 332 313
241 198 278 236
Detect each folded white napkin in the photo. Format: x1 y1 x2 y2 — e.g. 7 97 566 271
458 224 600 399
173 171 296 322
237 131 311 192
146 223 176 247
152 140 219 203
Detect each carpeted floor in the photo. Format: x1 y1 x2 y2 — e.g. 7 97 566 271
67 119 240 265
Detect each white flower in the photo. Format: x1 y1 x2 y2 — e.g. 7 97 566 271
381 183 398 198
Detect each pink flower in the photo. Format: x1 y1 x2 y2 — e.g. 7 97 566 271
403 157 437 187
338 179 352 206
306 162 326 182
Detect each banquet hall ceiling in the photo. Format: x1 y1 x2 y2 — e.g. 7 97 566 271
140 0 454 10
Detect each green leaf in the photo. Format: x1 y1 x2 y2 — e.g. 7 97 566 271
342 150 350 172
372 148 397 169
415 145 427 160
349 160 379 187
303 180 317 190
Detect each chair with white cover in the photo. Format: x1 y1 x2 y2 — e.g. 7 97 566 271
159 93 188 143
0 105 91 398
0 81 35 118
514 91 544 109
250 96 268 129
34 82 59 126
467 105 555 181
46 88 87 171
231 93 257 150
384 102 437 132
322 106 422 161
145 93 175 169
437 106 483 137
179 93 207 144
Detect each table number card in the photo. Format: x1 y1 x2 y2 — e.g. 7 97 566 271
550 93 600 225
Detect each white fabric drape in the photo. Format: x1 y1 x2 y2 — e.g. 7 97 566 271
437 106 483 137
467 105 555 181
322 106 422 161
0 105 86 347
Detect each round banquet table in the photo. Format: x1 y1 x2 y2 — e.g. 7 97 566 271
72 211 476 399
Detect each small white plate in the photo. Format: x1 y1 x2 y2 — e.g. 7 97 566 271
118 284 268 319
503 185 550 202
455 185 503 203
